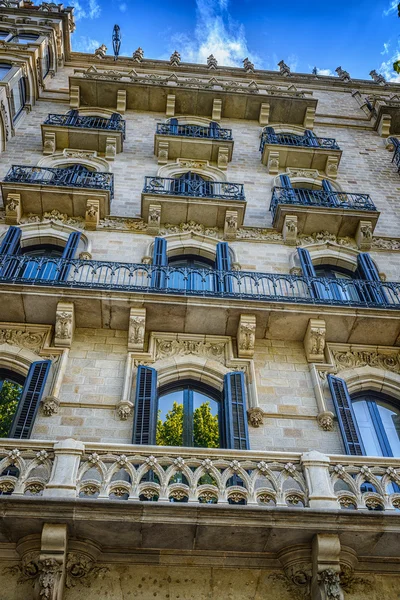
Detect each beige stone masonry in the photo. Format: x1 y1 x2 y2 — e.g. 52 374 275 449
116 89 127 113
166 94 175 117
378 113 392 137
259 102 270 126
237 314 256 358
304 319 326 363
212 98 222 121
283 214 297 246
54 301 75 348
128 307 146 351
85 198 100 230
5 193 21 224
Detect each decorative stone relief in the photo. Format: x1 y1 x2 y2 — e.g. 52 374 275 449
5 193 21 225
278 60 291 76
212 98 222 121
105 137 117 161
94 44 107 59
311 534 344 600
65 552 108 588
217 146 229 170
116 401 133 421
224 210 238 240
85 199 100 231
335 66 351 82
370 69 386 85
372 237 400 250
355 220 373 251
304 319 326 363
378 113 391 137
0 100 10 141
237 314 256 358
297 231 356 248
70 85 80 109
316 569 344 600
155 338 226 364
333 349 400 374
157 141 169 164
161 220 220 238
169 50 181 66
147 204 161 235
0 326 48 352
283 214 297 246
247 407 264 428
166 94 175 117
207 54 218 69
128 308 146 351
259 102 270 126
267 150 280 174
317 411 335 432
287 167 320 179
326 155 339 179
79 251 92 260
117 89 126 114
55 301 75 348
243 57 255 73
41 396 60 417
43 132 56 155
21 210 85 229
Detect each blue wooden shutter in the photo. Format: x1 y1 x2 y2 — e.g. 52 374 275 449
0 226 21 255
322 179 335 193
9 360 51 439
57 231 81 281
297 247 316 277
216 242 232 293
209 121 220 138
327 375 365 456
223 372 249 450
279 174 292 188
264 126 278 144
169 117 178 135
151 237 167 289
304 129 319 147
132 366 157 445
357 253 385 304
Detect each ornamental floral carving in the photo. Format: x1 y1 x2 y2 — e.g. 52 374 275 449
298 231 356 248
333 350 400 374
66 552 108 588
318 569 343 600
0 329 46 352
55 312 72 340
155 338 226 363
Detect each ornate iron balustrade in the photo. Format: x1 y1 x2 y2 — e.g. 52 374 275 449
270 186 377 218
143 176 245 200
3 166 114 200
0 255 398 308
156 123 233 140
389 137 400 173
44 113 126 138
260 132 340 152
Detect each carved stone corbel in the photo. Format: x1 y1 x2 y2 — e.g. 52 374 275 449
79 251 92 260
43 131 56 155
105 136 117 161
36 523 68 600
237 314 256 358
70 85 80 109
116 400 133 421
224 210 238 240
217 146 229 170
147 204 161 235
283 214 297 246
166 94 175 117
311 534 344 600
247 407 264 428
117 89 126 114
5 193 21 224
378 113 391 137
304 319 326 363
304 106 316 129
355 220 373 251
128 308 146 351
85 198 100 231
157 141 169 164
55 301 75 348
325 156 339 179
41 396 60 417
259 102 270 126
212 98 222 121
267 150 280 174
317 411 335 432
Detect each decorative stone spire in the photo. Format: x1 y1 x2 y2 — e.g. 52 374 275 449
207 54 218 70
94 44 107 59
370 69 386 85
278 60 291 76
243 57 254 73
169 50 181 67
132 47 144 63
335 66 351 82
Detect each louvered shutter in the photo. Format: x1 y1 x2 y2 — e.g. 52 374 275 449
169 117 178 135
327 375 365 456
57 231 81 281
279 174 292 188
297 248 325 300
356 253 385 304
279 174 297 203
264 126 278 144
322 179 334 193
304 129 320 147
132 366 157 445
9 360 51 439
209 121 220 138
151 237 167 289
0 226 21 278
223 372 249 450
216 242 232 293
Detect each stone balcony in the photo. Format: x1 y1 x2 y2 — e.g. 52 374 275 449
41 112 126 156
0 439 399 565
270 186 379 238
0 257 399 345
154 123 234 164
260 131 342 176
1 165 114 221
141 176 246 229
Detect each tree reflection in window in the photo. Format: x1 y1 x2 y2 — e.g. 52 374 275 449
0 370 23 437
156 384 220 448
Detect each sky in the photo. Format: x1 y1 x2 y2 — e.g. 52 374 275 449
52 0 400 81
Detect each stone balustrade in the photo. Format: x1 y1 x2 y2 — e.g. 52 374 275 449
0 439 399 512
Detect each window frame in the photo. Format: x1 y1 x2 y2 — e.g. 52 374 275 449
352 390 400 458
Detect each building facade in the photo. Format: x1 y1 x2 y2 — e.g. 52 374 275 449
0 2 399 598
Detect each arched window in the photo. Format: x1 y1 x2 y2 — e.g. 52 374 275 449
133 367 249 450
168 254 216 292
314 263 360 302
157 381 221 448
352 392 400 458
0 226 82 281
172 172 213 197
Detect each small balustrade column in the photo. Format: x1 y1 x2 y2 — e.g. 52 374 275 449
43 438 85 498
301 451 340 510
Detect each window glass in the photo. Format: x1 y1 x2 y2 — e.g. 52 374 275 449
11 76 26 120
353 400 383 456
314 264 359 302
0 62 11 81
10 34 39 44
157 384 220 448
42 44 50 78
20 244 63 280
353 394 400 457
0 371 24 437
377 401 400 456
168 255 215 292
0 31 10 40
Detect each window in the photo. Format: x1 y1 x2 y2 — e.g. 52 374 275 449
352 392 400 458
0 62 11 81
157 381 221 448
172 172 213 197
168 255 216 292
0 369 24 437
314 264 360 302
41 43 51 78
9 33 39 44
10 74 27 121
0 31 9 40
19 244 63 280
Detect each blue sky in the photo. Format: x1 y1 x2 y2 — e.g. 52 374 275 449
58 0 400 81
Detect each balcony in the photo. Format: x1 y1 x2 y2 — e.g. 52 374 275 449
0 256 399 345
141 175 246 227
0 439 399 563
389 136 400 173
270 186 379 237
154 122 234 163
1 165 114 219
260 131 342 174
41 112 126 155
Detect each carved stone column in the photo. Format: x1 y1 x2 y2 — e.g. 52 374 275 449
301 451 340 510
355 220 373 251
128 307 146 351
283 214 298 246
5 193 21 224
43 438 85 498
311 534 344 600
237 314 256 358
54 301 75 348
304 319 326 363
259 102 270 126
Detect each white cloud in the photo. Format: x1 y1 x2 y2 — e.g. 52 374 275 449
286 54 298 72
383 0 398 16
72 36 100 53
69 0 101 20
169 0 260 68
119 2 127 12
316 67 334 76
382 41 390 55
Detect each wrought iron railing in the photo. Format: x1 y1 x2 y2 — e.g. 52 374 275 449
270 186 377 219
3 166 114 200
389 137 400 173
44 113 126 138
143 176 245 200
0 256 398 308
260 132 340 152
156 123 233 140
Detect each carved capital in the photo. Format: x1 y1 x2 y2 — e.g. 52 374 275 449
5 193 21 225
267 150 280 174
247 407 264 428
355 220 373 251
147 204 161 235
304 319 326 363
105 136 117 161
85 198 100 231
128 308 146 351
237 314 256 358
224 209 238 240
283 214 297 246
55 301 74 348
